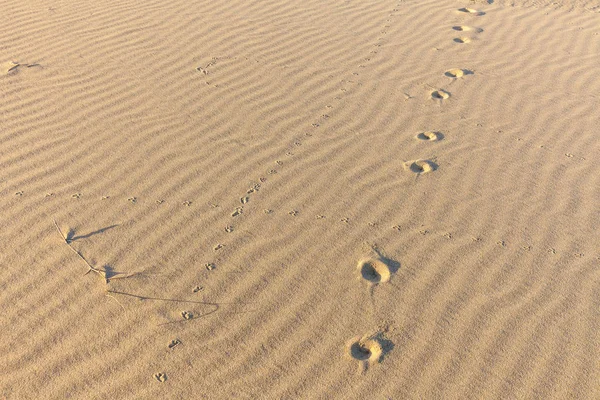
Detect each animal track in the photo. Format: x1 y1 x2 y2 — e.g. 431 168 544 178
404 160 438 174
452 25 483 33
431 90 450 100
454 37 472 44
348 337 382 362
457 8 485 16
357 258 395 284
347 332 392 372
444 68 472 78
154 373 167 382
415 131 443 141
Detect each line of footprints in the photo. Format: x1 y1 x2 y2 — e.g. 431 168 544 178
158 1 407 381
155 3 486 382
410 7 485 175
153 2 591 381
345 7 487 373
346 5 488 372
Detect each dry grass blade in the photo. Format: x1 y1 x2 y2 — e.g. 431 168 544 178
53 219 133 283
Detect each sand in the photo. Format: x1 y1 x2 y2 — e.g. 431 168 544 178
2 0 600 398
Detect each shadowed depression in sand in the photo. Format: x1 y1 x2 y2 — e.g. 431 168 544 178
2 0 600 399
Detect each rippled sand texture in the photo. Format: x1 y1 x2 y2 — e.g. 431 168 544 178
2 0 600 398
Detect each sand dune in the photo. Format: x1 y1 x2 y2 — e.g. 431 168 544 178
2 0 600 398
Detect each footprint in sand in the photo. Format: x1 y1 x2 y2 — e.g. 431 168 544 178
357 257 398 284
444 68 472 78
404 160 438 174
154 373 167 382
431 90 450 100
347 332 393 372
457 8 485 16
452 26 483 33
415 131 444 141
453 37 472 44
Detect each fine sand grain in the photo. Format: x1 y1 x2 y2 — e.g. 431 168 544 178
2 0 600 398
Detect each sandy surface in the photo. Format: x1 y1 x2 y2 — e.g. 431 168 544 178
2 0 600 398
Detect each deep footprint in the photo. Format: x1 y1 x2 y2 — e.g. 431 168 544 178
358 258 393 283
346 332 393 372
349 339 382 362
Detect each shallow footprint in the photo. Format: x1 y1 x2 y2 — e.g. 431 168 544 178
444 68 472 78
453 37 472 44
415 131 444 141
452 25 483 33
457 7 485 15
404 159 438 174
154 372 167 382
431 90 450 100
